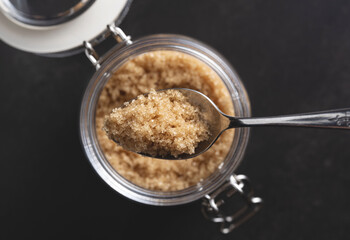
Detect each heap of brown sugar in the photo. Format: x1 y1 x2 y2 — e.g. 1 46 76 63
103 89 210 157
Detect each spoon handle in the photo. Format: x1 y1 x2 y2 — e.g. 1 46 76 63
229 108 350 129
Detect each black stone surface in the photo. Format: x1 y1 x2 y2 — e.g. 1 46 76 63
1 0 349 239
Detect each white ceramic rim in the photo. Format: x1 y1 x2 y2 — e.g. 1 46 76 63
0 0 130 54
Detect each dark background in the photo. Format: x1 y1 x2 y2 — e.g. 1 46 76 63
1 0 350 239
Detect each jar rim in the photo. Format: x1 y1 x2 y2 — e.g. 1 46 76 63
80 34 251 206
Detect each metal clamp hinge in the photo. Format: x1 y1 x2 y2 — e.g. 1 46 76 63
201 174 263 234
84 24 132 70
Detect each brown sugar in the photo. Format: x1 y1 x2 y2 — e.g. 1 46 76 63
103 89 210 157
96 50 234 191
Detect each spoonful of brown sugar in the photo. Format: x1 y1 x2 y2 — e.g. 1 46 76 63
103 89 211 159
104 88 350 160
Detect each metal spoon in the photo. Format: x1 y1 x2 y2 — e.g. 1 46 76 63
114 88 350 160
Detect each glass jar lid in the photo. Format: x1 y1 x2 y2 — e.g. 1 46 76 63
0 0 132 56
0 0 96 27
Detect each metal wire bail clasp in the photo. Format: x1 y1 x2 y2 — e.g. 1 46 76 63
108 24 132 45
84 24 132 70
202 174 263 234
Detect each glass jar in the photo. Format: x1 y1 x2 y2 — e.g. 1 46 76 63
80 30 262 234
80 33 251 205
